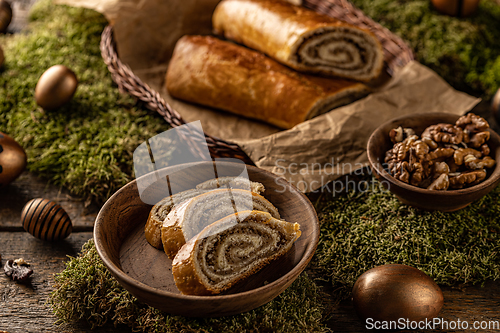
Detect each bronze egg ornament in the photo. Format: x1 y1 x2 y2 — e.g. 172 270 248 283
431 0 480 17
0 0 12 33
35 65 78 110
352 264 444 327
21 198 73 241
492 88 500 125
0 132 27 186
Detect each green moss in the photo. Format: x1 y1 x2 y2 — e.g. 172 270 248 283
4 1 500 328
350 0 500 98
0 0 167 204
313 175 500 300
49 240 329 333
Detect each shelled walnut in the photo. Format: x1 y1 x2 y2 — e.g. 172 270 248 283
385 114 496 190
4 258 33 282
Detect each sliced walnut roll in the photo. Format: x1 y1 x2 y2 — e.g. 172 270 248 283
145 177 265 249
213 0 384 82
162 189 279 259
172 210 301 295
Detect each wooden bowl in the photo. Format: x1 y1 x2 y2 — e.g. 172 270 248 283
94 161 319 317
367 113 500 211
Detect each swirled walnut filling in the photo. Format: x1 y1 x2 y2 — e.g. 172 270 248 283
293 27 382 80
194 219 294 289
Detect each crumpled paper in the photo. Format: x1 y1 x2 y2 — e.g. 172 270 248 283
58 0 480 192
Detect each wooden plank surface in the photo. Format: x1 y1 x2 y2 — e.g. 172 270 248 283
0 232 123 333
0 172 99 232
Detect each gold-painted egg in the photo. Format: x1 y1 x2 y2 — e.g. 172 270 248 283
21 198 73 241
431 0 480 17
492 88 500 125
35 65 78 110
0 132 27 186
352 264 444 323
0 0 12 33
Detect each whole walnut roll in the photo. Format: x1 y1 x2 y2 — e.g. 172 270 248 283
166 35 369 129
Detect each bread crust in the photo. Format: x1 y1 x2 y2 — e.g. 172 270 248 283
212 0 384 81
161 189 280 259
166 35 369 129
144 189 200 249
172 210 301 295
145 178 266 249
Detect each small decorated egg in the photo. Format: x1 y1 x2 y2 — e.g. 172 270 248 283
431 0 480 17
21 198 73 241
352 264 444 322
35 65 78 110
492 88 500 125
0 0 12 33
0 132 27 186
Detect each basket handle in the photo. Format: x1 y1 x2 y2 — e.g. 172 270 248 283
100 26 253 163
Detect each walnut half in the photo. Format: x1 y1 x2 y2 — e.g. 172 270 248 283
4 258 33 283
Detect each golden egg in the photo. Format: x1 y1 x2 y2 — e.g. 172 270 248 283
21 198 73 241
0 0 12 33
35 65 78 110
492 88 500 125
0 132 27 186
352 264 444 323
431 0 480 17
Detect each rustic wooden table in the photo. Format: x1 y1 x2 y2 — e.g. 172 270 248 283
1 1 499 332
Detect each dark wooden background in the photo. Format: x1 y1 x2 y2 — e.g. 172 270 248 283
1 1 500 332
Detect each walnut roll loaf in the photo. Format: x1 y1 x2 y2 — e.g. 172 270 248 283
172 210 301 295
212 0 384 82
161 189 280 259
166 35 370 129
145 177 265 249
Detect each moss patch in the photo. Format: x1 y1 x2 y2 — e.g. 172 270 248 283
49 240 329 333
0 0 167 204
313 174 500 301
350 0 500 98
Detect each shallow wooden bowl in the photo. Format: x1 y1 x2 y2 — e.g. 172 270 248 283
94 161 319 317
367 113 500 211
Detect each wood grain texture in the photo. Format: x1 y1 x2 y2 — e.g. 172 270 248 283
94 161 320 317
0 172 99 231
0 232 122 333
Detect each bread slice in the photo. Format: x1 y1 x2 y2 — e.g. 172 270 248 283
145 189 200 249
145 177 265 249
172 210 301 295
161 189 279 259
213 0 384 82
196 176 265 194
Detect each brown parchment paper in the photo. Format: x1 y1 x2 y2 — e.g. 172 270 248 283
58 0 480 192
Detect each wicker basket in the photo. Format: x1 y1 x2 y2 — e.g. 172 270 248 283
100 0 414 163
